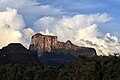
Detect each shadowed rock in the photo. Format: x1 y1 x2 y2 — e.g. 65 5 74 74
0 43 39 65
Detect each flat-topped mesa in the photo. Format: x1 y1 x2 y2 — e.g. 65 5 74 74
29 33 58 54
29 33 96 57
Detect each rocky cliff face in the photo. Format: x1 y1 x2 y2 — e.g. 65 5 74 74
58 40 80 50
29 33 96 57
29 33 58 56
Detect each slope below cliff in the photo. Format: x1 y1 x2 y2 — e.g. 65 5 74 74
0 43 39 65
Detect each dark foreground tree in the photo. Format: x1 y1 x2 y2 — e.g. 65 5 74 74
0 56 120 80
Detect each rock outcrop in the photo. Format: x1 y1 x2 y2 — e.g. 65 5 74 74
57 40 80 50
29 33 96 57
29 33 58 54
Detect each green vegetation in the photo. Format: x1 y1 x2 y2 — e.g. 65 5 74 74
0 56 120 80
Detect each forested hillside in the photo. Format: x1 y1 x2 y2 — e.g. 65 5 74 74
0 56 120 80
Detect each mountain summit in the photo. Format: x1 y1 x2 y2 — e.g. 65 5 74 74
0 43 39 65
29 33 96 57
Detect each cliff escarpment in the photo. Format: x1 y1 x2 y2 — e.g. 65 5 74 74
29 33 96 57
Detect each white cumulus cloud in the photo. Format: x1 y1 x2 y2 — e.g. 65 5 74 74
0 0 64 27
0 8 35 48
35 13 120 56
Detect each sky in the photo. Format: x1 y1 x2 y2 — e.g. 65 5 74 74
0 0 120 56
38 0 120 33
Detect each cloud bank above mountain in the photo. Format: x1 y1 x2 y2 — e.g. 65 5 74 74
35 14 120 56
0 8 34 48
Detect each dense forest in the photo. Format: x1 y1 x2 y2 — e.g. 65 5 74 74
0 56 120 80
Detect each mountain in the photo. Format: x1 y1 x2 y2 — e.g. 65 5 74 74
29 33 96 57
0 43 39 65
0 33 97 66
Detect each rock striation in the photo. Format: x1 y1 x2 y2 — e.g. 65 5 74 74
29 33 96 57
29 33 58 54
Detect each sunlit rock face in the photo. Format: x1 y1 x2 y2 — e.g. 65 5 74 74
29 33 58 56
29 33 96 57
